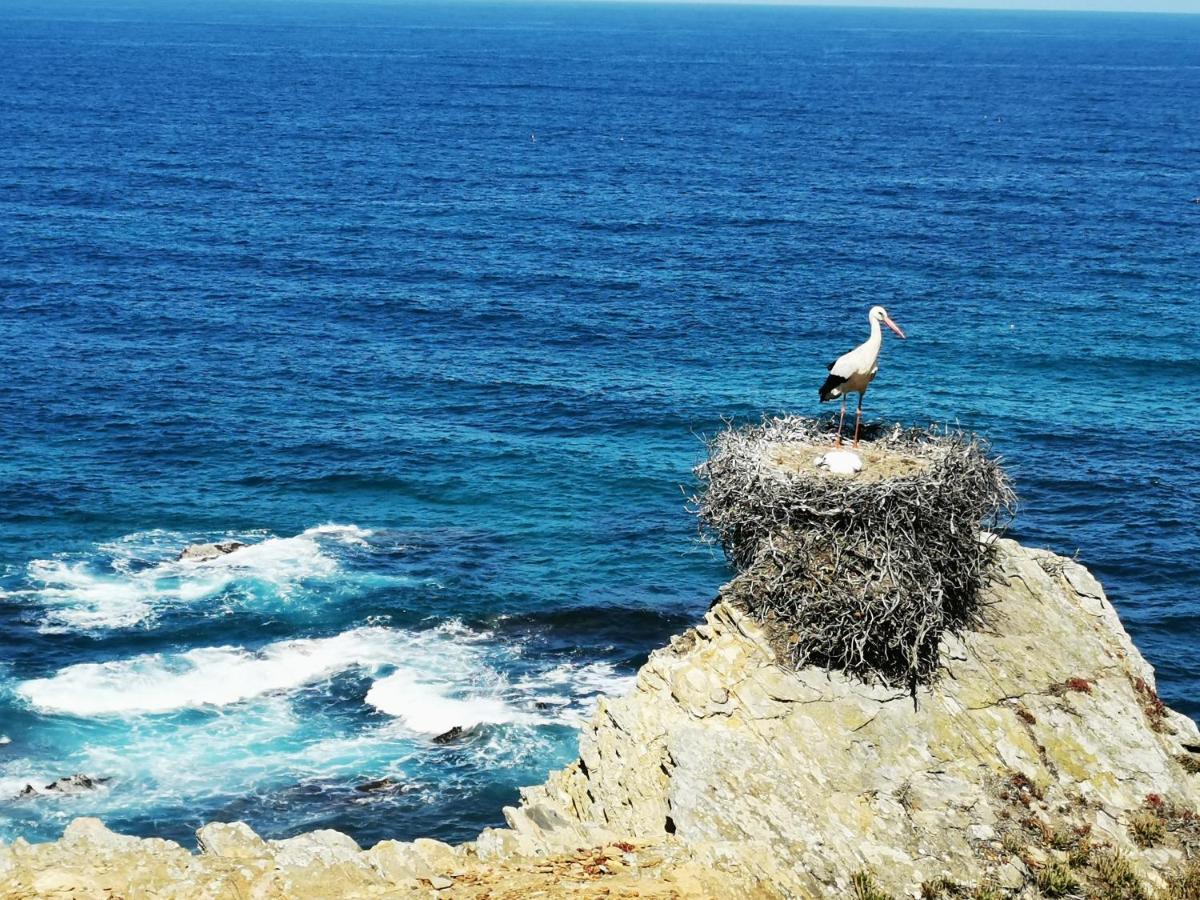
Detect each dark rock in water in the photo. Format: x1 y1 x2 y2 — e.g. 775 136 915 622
432 726 466 744
12 774 111 800
44 774 110 794
354 777 413 794
177 541 246 562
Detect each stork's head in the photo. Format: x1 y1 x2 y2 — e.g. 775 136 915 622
869 305 906 339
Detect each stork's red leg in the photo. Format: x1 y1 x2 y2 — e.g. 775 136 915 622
836 396 846 448
853 394 863 448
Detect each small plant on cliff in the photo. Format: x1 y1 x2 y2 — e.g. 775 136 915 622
1129 810 1166 848
921 877 1003 899
1009 772 1046 803
1049 678 1092 696
1132 677 1168 733
921 877 966 898
1022 814 1095 869
1164 860 1200 900
1035 860 1082 898
1066 838 1093 869
1091 850 1148 900
851 869 894 900
1001 831 1026 855
693 416 1014 687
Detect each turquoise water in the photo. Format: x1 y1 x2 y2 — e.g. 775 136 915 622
1 0 1198 848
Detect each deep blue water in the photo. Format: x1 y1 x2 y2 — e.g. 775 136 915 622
1 0 1198 850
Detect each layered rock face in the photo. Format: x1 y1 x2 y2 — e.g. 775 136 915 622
500 539 1200 896
2 540 1198 898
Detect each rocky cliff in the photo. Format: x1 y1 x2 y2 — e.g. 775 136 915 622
495 538 1200 897
2 539 1199 899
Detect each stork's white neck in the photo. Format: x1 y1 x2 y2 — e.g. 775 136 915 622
867 315 883 352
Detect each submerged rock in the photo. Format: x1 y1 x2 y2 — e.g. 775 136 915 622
354 776 413 794
432 726 466 744
13 774 110 800
45 774 110 794
177 541 246 562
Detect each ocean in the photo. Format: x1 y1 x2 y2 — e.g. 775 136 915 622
1 0 1197 849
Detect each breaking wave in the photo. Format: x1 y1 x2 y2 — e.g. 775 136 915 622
18 626 403 716
14 524 378 633
17 621 635 729
364 672 525 734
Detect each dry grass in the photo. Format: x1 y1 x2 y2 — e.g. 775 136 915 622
764 440 932 482
693 416 1014 687
1163 861 1200 900
921 876 1002 899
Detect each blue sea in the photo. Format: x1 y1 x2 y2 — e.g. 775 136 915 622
1 0 1198 849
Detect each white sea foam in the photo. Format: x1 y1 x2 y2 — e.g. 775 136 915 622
364 671 525 735
303 523 374 546
0 774 46 800
65 694 302 791
0 696 310 823
15 618 533 725
535 660 636 697
25 560 156 632
514 660 637 724
174 529 339 582
17 627 405 716
364 642 635 733
1 613 643 843
24 524 372 633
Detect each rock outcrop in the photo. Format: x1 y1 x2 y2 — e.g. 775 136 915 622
496 539 1200 896
176 541 246 562
13 774 110 801
2 540 1198 898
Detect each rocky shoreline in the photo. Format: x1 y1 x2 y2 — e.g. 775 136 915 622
2 538 1198 898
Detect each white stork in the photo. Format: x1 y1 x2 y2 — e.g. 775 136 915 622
819 306 906 448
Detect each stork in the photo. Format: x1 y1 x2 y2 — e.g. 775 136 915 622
819 306 906 448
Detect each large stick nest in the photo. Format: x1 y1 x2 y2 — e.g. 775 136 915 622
692 416 1015 688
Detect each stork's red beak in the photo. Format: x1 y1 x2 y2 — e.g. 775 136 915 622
884 316 906 339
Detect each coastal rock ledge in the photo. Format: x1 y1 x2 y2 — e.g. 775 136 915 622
3 539 1199 898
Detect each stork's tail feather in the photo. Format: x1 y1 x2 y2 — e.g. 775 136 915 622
819 373 847 402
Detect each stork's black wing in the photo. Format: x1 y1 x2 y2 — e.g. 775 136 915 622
819 371 848 402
